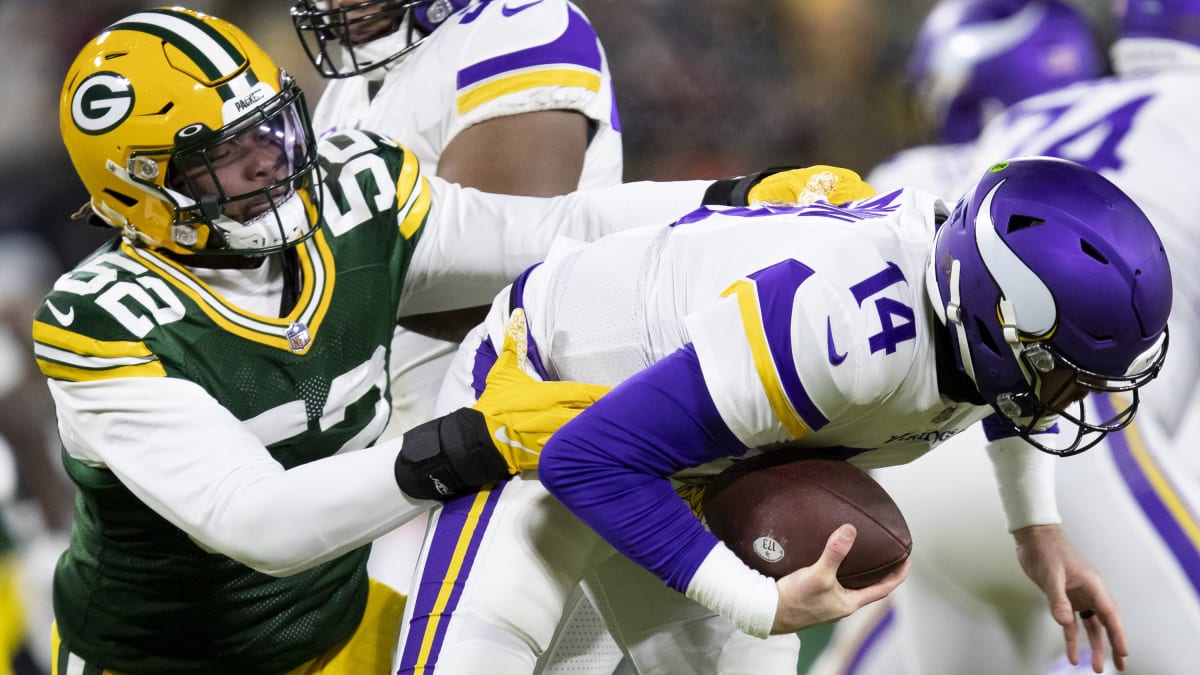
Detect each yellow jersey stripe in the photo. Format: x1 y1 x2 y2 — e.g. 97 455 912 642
32 320 154 358
37 358 166 381
399 177 432 241
1124 412 1200 551
722 279 812 439
122 231 336 354
457 68 602 115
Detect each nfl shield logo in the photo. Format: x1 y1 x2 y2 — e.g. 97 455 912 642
931 406 957 424
286 321 311 352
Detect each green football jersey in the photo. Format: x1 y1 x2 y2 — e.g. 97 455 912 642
33 131 430 674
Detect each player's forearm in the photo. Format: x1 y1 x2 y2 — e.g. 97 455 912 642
540 346 756 590
48 377 435 576
539 411 717 591
983 415 1061 531
540 350 778 636
398 177 710 314
191 437 432 576
686 542 780 638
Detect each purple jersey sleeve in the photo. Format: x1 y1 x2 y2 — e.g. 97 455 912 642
539 343 749 592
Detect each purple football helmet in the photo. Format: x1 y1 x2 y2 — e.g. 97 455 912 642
291 0 471 78
927 157 1171 455
1113 0 1200 73
909 0 1103 143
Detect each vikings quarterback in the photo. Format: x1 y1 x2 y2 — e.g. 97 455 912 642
415 159 1170 674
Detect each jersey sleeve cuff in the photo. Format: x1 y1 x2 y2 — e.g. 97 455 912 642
684 541 778 638
986 435 1062 531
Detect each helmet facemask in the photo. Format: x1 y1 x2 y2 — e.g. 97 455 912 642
291 0 447 78
990 334 1167 456
159 77 322 256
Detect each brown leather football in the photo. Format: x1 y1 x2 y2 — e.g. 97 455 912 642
701 455 912 588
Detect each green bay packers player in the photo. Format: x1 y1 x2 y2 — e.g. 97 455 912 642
36 7 813 674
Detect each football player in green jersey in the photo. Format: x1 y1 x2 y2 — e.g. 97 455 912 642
36 6 823 675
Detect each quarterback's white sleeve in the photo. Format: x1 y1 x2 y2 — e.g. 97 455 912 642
398 176 710 314
686 542 779 638
986 434 1062 531
48 376 435 576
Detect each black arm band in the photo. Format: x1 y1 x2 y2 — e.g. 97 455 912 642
394 408 509 501
700 166 803 206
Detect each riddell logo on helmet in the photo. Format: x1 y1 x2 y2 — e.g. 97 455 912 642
71 72 134 135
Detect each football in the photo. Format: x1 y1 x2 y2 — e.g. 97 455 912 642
700 454 912 588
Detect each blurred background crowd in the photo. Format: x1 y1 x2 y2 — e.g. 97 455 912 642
0 1 1116 673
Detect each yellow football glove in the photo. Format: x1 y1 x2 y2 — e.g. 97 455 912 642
472 309 611 474
746 165 877 206
394 309 610 501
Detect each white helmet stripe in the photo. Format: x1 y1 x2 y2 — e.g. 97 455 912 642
110 10 244 82
974 178 1057 336
927 3 1045 103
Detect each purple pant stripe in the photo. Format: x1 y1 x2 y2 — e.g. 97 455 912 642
398 482 507 672
1098 395 1200 597
846 604 896 675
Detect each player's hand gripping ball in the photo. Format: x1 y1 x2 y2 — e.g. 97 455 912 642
701 455 912 588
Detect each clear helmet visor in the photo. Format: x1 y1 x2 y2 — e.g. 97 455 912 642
165 81 321 255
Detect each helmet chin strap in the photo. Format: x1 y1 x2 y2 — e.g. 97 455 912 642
997 294 1041 388
214 192 312 252
927 255 1045 421
928 257 980 387
104 158 204 248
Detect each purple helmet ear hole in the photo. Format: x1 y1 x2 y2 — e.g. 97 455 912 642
1006 214 1044 233
974 317 1004 358
1078 238 1109 264
411 0 470 33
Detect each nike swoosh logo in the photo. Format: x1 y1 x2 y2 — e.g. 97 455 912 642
493 425 540 456
46 300 75 326
826 317 847 366
502 0 544 17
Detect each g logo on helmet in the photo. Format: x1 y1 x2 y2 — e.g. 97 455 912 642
71 72 134 135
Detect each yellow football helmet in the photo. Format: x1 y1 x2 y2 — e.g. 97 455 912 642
60 7 322 257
